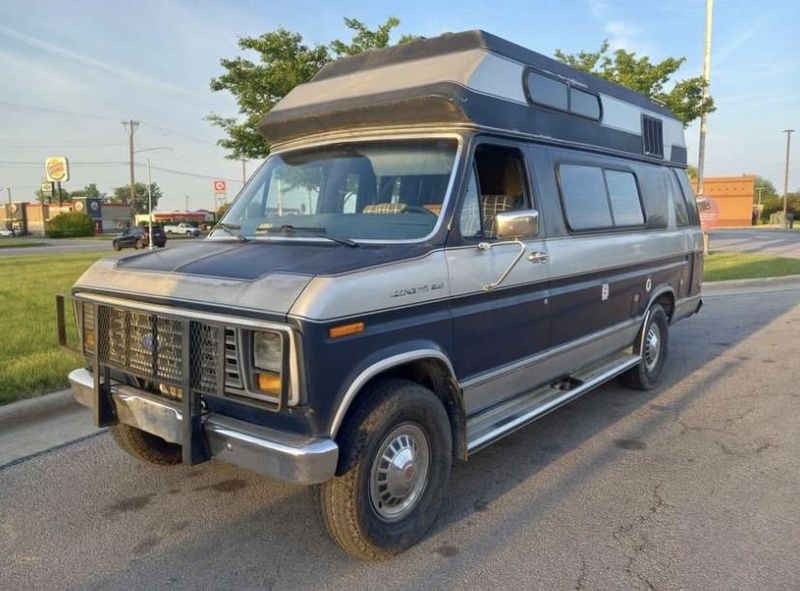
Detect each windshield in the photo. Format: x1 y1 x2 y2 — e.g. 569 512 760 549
215 139 458 242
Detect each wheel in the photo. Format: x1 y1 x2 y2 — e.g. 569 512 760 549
112 242 121 251
134 238 144 249
621 304 669 390
314 379 452 560
110 423 181 465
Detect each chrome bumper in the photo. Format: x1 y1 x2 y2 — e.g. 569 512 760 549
68 368 338 485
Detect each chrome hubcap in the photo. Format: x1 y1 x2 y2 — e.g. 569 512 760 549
644 323 661 372
369 423 430 522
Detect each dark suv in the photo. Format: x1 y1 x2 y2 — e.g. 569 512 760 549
112 226 167 251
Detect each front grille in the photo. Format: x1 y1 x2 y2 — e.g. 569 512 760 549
95 304 241 398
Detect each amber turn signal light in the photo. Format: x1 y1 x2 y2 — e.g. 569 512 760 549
257 372 282 394
328 321 365 339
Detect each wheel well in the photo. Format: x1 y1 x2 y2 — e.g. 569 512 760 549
653 291 675 321
338 359 467 462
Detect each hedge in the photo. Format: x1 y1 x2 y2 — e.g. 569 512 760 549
45 212 95 238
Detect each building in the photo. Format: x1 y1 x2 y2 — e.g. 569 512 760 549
690 175 756 227
134 211 215 226
0 199 133 236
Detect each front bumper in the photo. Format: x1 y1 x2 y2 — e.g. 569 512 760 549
69 368 338 485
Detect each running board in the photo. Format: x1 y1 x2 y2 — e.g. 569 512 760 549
466 353 641 454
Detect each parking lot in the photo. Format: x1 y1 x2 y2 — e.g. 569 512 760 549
1 287 798 590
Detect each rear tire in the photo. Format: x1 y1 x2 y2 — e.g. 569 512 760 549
112 242 121 251
134 238 144 249
110 424 181 465
621 304 669 390
314 379 452 560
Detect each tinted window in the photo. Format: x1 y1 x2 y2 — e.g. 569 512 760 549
559 165 612 230
665 171 689 227
570 88 601 119
605 170 644 226
527 72 568 111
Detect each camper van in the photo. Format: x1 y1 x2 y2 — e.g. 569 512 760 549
59 30 703 559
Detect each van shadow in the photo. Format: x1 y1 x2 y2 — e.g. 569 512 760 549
84 290 798 590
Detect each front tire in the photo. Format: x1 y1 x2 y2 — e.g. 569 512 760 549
110 424 181 465
315 379 452 560
621 304 669 390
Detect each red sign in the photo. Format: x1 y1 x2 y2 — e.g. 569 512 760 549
213 180 226 193
697 197 719 231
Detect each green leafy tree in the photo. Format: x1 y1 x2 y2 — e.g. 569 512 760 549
69 183 107 200
110 182 163 214
752 176 778 198
34 186 69 203
208 17 411 160
45 211 94 238
554 41 714 125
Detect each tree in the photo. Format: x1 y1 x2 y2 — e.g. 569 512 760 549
69 183 107 201
34 186 69 203
208 17 411 160
752 176 778 198
110 182 163 214
554 41 714 125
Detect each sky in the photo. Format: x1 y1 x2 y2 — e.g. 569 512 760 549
1 0 798 211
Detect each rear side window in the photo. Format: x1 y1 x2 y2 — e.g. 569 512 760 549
527 72 568 111
665 170 689 227
559 165 612 230
558 164 645 231
605 170 645 226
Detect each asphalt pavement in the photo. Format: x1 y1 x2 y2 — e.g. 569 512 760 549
709 228 800 258
1 288 799 590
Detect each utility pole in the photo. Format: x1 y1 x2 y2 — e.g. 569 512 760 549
696 0 714 198
122 120 139 225
783 129 794 228
241 158 247 184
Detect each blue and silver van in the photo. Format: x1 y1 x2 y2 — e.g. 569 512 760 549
60 30 703 559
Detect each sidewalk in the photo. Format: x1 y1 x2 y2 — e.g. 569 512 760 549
0 389 103 468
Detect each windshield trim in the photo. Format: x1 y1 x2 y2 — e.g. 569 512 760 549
211 132 464 245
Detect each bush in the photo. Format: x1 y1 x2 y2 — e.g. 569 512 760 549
45 212 95 238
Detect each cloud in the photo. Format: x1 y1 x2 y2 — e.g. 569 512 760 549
0 23 194 99
605 20 644 52
588 0 610 18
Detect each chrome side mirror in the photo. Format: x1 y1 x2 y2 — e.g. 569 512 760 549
494 209 539 240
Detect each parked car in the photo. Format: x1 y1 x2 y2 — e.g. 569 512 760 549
164 222 200 236
0 228 15 237
60 30 703 560
111 226 166 250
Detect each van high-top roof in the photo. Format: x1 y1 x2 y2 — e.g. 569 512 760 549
259 30 687 166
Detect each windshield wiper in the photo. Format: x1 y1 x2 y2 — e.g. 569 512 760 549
211 222 249 242
256 224 359 247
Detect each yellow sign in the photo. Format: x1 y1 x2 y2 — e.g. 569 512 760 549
45 156 70 183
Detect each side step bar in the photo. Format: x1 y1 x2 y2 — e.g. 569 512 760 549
466 353 641 454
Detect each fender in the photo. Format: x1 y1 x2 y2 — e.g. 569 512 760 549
328 340 458 438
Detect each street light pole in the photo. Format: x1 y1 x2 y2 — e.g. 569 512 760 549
147 157 154 250
782 129 794 229
696 0 714 198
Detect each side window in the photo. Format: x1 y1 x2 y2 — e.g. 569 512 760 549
526 72 568 111
672 169 699 226
458 145 531 239
558 164 645 231
559 165 612 230
605 170 644 226
459 168 481 238
665 170 689 227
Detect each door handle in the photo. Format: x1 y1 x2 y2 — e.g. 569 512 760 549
528 251 549 264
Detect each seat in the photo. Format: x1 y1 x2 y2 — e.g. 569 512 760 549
363 203 407 214
478 156 526 238
481 195 524 238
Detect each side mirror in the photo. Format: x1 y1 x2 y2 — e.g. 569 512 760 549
494 209 539 239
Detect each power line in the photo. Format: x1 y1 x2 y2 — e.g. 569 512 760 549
139 122 218 145
0 142 128 148
0 100 120 123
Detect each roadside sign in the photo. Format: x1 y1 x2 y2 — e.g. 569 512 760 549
697 196 719 231
45 156 70 183
213 180 226 193
40 182 53 195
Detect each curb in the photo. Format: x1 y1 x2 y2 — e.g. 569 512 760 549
0 389 79 430
703 274 800 294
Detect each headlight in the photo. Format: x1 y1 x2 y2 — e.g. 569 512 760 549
253 331 282 373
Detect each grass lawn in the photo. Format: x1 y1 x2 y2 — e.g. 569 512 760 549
0 238 47 249
704 251 800 282
0 251 107 405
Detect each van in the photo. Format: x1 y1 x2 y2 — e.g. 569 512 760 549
58 30 703 560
